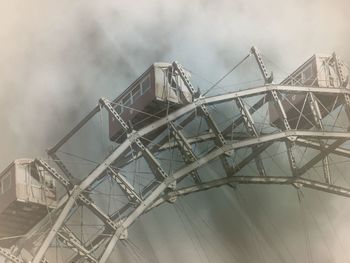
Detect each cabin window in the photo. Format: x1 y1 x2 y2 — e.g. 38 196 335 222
2 174 11 193
132 84 141 100
141 76 151 94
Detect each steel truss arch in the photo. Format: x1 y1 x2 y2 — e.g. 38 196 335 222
3 84 350 263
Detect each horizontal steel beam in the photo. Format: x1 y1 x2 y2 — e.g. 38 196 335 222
205 85 350 105
296 139 347 176
149 175 350 210
296 138 350 158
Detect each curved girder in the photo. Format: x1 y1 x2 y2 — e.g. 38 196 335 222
5 84 350 263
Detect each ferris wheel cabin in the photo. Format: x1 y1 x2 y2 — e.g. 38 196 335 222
0 159 56 247
269 53 349 129
108 62 194 143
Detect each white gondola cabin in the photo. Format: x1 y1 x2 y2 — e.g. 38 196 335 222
0 159 56 247
269 53 349 129
109 62 194 142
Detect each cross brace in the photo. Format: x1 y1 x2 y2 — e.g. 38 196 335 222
235 97 266 176
169 121 201 183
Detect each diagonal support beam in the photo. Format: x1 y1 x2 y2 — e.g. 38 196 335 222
47 152 75 181
134 138 167 182
222 97 266 136
0 247 24 263
107 167 142 203
100 97 167 183
270 90 297 175
77 193 120 230
232 142 272 175
295 138 350 158
172 61 197 95
115 111 198 170
172 62 233 176
251 46 273 84
235 97 266 176
57 226 98 263
169 121 201 183
296 139 347 177
31 136 132 263
35 159 72 190
48 105 101 155
36 159 120 231
198 102 233 176
308 92 331 183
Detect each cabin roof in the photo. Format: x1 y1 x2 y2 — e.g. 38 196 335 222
281 53 333 84
0 159 34 178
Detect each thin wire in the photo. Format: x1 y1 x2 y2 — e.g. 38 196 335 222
173 203 206 263
203 53 251 96
123 240 143 263
180 197 245 262
299 190 336 262
247 187 297 263
108 100 162 120
297 190 313 263
234 189 267 262
315 190 350 262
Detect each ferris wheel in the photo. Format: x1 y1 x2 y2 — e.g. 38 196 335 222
1 46 350 263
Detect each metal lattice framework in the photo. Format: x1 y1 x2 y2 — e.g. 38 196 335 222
2 53 350 263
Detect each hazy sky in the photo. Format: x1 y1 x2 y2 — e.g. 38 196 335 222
1 0 350 262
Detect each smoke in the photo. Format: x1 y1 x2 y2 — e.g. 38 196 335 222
1 0 350 262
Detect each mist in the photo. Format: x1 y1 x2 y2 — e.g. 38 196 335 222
1 0 350 262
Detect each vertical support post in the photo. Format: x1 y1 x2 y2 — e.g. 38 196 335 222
172 63 233 176
308 92 331 183
235 97 266 176
169 122 201 183
270 90 297 175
